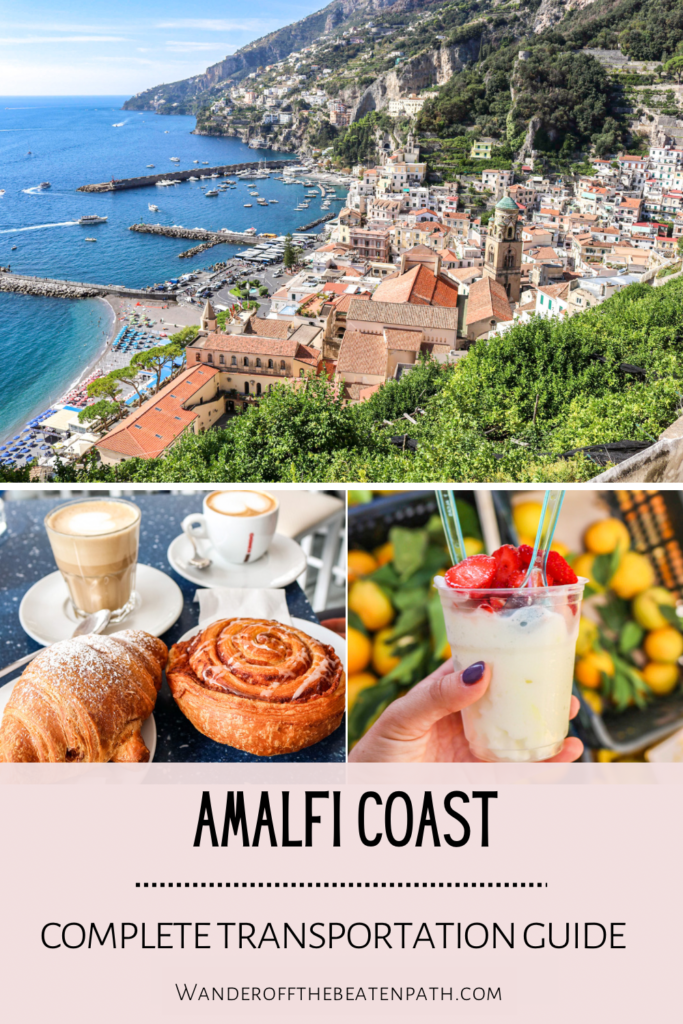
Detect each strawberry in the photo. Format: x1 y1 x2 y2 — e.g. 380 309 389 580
444 555 497 589
507 569 527 589
492 544 521 586
518 544 535 568
546 550 578 585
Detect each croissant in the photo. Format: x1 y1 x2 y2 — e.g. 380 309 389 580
166 618 345 756
0 630 167 763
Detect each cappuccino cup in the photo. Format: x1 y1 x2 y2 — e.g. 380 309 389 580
181 490 279 564
45 497 141 622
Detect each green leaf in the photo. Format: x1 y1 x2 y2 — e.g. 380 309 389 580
657 604 683 631
368 563 400 588
619 620 644 654
593 552 616 588
348 680 399 744
393 586 429 611
348 610 367 636
428 590 449 659
389 605 428 639
403 544 451 586
377 641 431 685
389 526 429 580
597 595 630 634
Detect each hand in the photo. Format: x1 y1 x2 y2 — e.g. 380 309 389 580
348 660 584 763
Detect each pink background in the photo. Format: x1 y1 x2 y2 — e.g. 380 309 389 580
0 766 680 1021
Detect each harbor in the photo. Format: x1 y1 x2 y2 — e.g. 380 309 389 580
77 160 290 192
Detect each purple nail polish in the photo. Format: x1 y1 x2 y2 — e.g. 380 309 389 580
462 662 485 685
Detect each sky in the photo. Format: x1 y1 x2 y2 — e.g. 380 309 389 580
0 0 325 95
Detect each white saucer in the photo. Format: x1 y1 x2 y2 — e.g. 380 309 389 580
19 564 184 647
177 617 346 666
0 678 157 762
167 532 307 589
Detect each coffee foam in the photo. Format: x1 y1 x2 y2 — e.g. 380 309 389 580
208 491 275 516
48 500 139 537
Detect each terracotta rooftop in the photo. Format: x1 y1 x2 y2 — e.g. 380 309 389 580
348 297 458 330
466 277 513 326
384 328 424 352
96 364 218 460
337 330 387 377
248 317 291 339
194 333 300 357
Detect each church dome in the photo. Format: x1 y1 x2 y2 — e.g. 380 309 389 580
495 196 519 211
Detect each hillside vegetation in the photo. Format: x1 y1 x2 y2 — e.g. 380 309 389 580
10 277 679 486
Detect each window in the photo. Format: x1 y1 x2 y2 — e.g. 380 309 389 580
207 353 213 363
280 360 286 369
244 357 249 366
231 356 237 366
256 358 261 368
219 354 224 364
268 358 274 369
488 249 494 264
244 382 250 396
256 383 262 396
195 352 201 362
299 368 305 378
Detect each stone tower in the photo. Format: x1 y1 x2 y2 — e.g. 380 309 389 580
483 195 522 302
200 299 217 333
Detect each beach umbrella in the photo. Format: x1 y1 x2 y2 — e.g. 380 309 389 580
13 435 20 440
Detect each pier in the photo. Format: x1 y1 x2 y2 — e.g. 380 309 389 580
0 272 176 301
78 160 290 192
129 222 259 246
296 212 337 232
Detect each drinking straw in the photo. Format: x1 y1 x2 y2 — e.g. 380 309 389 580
436 490 467 565
522 489 566 587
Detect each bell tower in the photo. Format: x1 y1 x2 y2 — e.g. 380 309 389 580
200 299 217 334
483 195 522 302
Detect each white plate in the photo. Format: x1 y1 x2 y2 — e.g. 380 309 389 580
176 616 346 666
167 532 307 590
0 677 157 762
19 564 184 647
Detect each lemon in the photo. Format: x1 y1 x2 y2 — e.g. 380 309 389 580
463 536 484 556
573 553 604 593
349 579 395 632
550 540 570 558
584 518 631 555
348 672 378 710
348 627 372 675
642 661 679 695
371 627 401 677
373 541 394 567
643 626 683 664
348 549 378 583
513 501 545 539
632 587 677 631
576 615 599 656
610 551 655 599
580 688 603 714
575 651 614 689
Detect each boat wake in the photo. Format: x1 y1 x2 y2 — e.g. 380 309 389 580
22 186 49 195
0 221 80 234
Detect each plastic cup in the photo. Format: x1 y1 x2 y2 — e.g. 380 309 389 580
434 576 587 763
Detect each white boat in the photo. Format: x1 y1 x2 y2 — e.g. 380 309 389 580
269 199 278 203
0 190 5 196
78 214 108 225
84 237 97 242
170 157 180 162
205 190 219 196
148 204 159 212
146 164 155 168
188 176 199 181
112 122 125 127
193 160 199 164
244 203 252 207
244 227 257 235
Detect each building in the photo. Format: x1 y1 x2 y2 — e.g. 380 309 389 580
464 277 513 341
482 195 523 302
349 226 391 262
470 139 495 160
387 94 427 117
345 297 459 349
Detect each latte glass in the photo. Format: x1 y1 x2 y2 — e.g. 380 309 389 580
45 497 141 622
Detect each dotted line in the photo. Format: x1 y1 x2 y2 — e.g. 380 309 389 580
136 881 548 889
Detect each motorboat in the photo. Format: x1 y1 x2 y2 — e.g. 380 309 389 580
148 204 159 212
146 164 155 168
112 122 125 127
78 214 108 224
205 190 219 196
84 237 97 242
170 157 180 162
39 182 51 189
244 203 252 207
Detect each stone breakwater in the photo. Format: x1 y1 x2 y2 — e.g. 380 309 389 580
0 272 176 301
129 222 258 246
78 160 289 192
296 212 336 231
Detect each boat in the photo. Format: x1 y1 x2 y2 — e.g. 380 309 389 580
78 214 108 225
205 190 219 196
11 245 17 250
146 164 155 168
170 157 180 162
193 160 199 164
84 237 97 242
148 204 159 212
188 176 199 181
244 227 257 235
244 203 252 207
112 122 125 127
39 182 51 189
0 190 5 196
202 161 209 164
269 199 278 203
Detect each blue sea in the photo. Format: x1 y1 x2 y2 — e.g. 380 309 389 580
0 96 341 442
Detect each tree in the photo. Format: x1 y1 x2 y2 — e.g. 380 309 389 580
106 366 146 406
170 325 199 347
283 233 301 270
131 343 183 394
665 55 683 84
80 400 121 433
86 376 123 406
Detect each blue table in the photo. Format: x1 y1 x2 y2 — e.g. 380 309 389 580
0 494 345 763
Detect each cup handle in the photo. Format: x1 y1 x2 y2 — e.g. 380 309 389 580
181 513 209 541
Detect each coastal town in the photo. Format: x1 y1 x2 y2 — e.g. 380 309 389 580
4 120 683 472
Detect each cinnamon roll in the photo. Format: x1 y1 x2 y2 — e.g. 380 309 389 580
166 618 346 756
